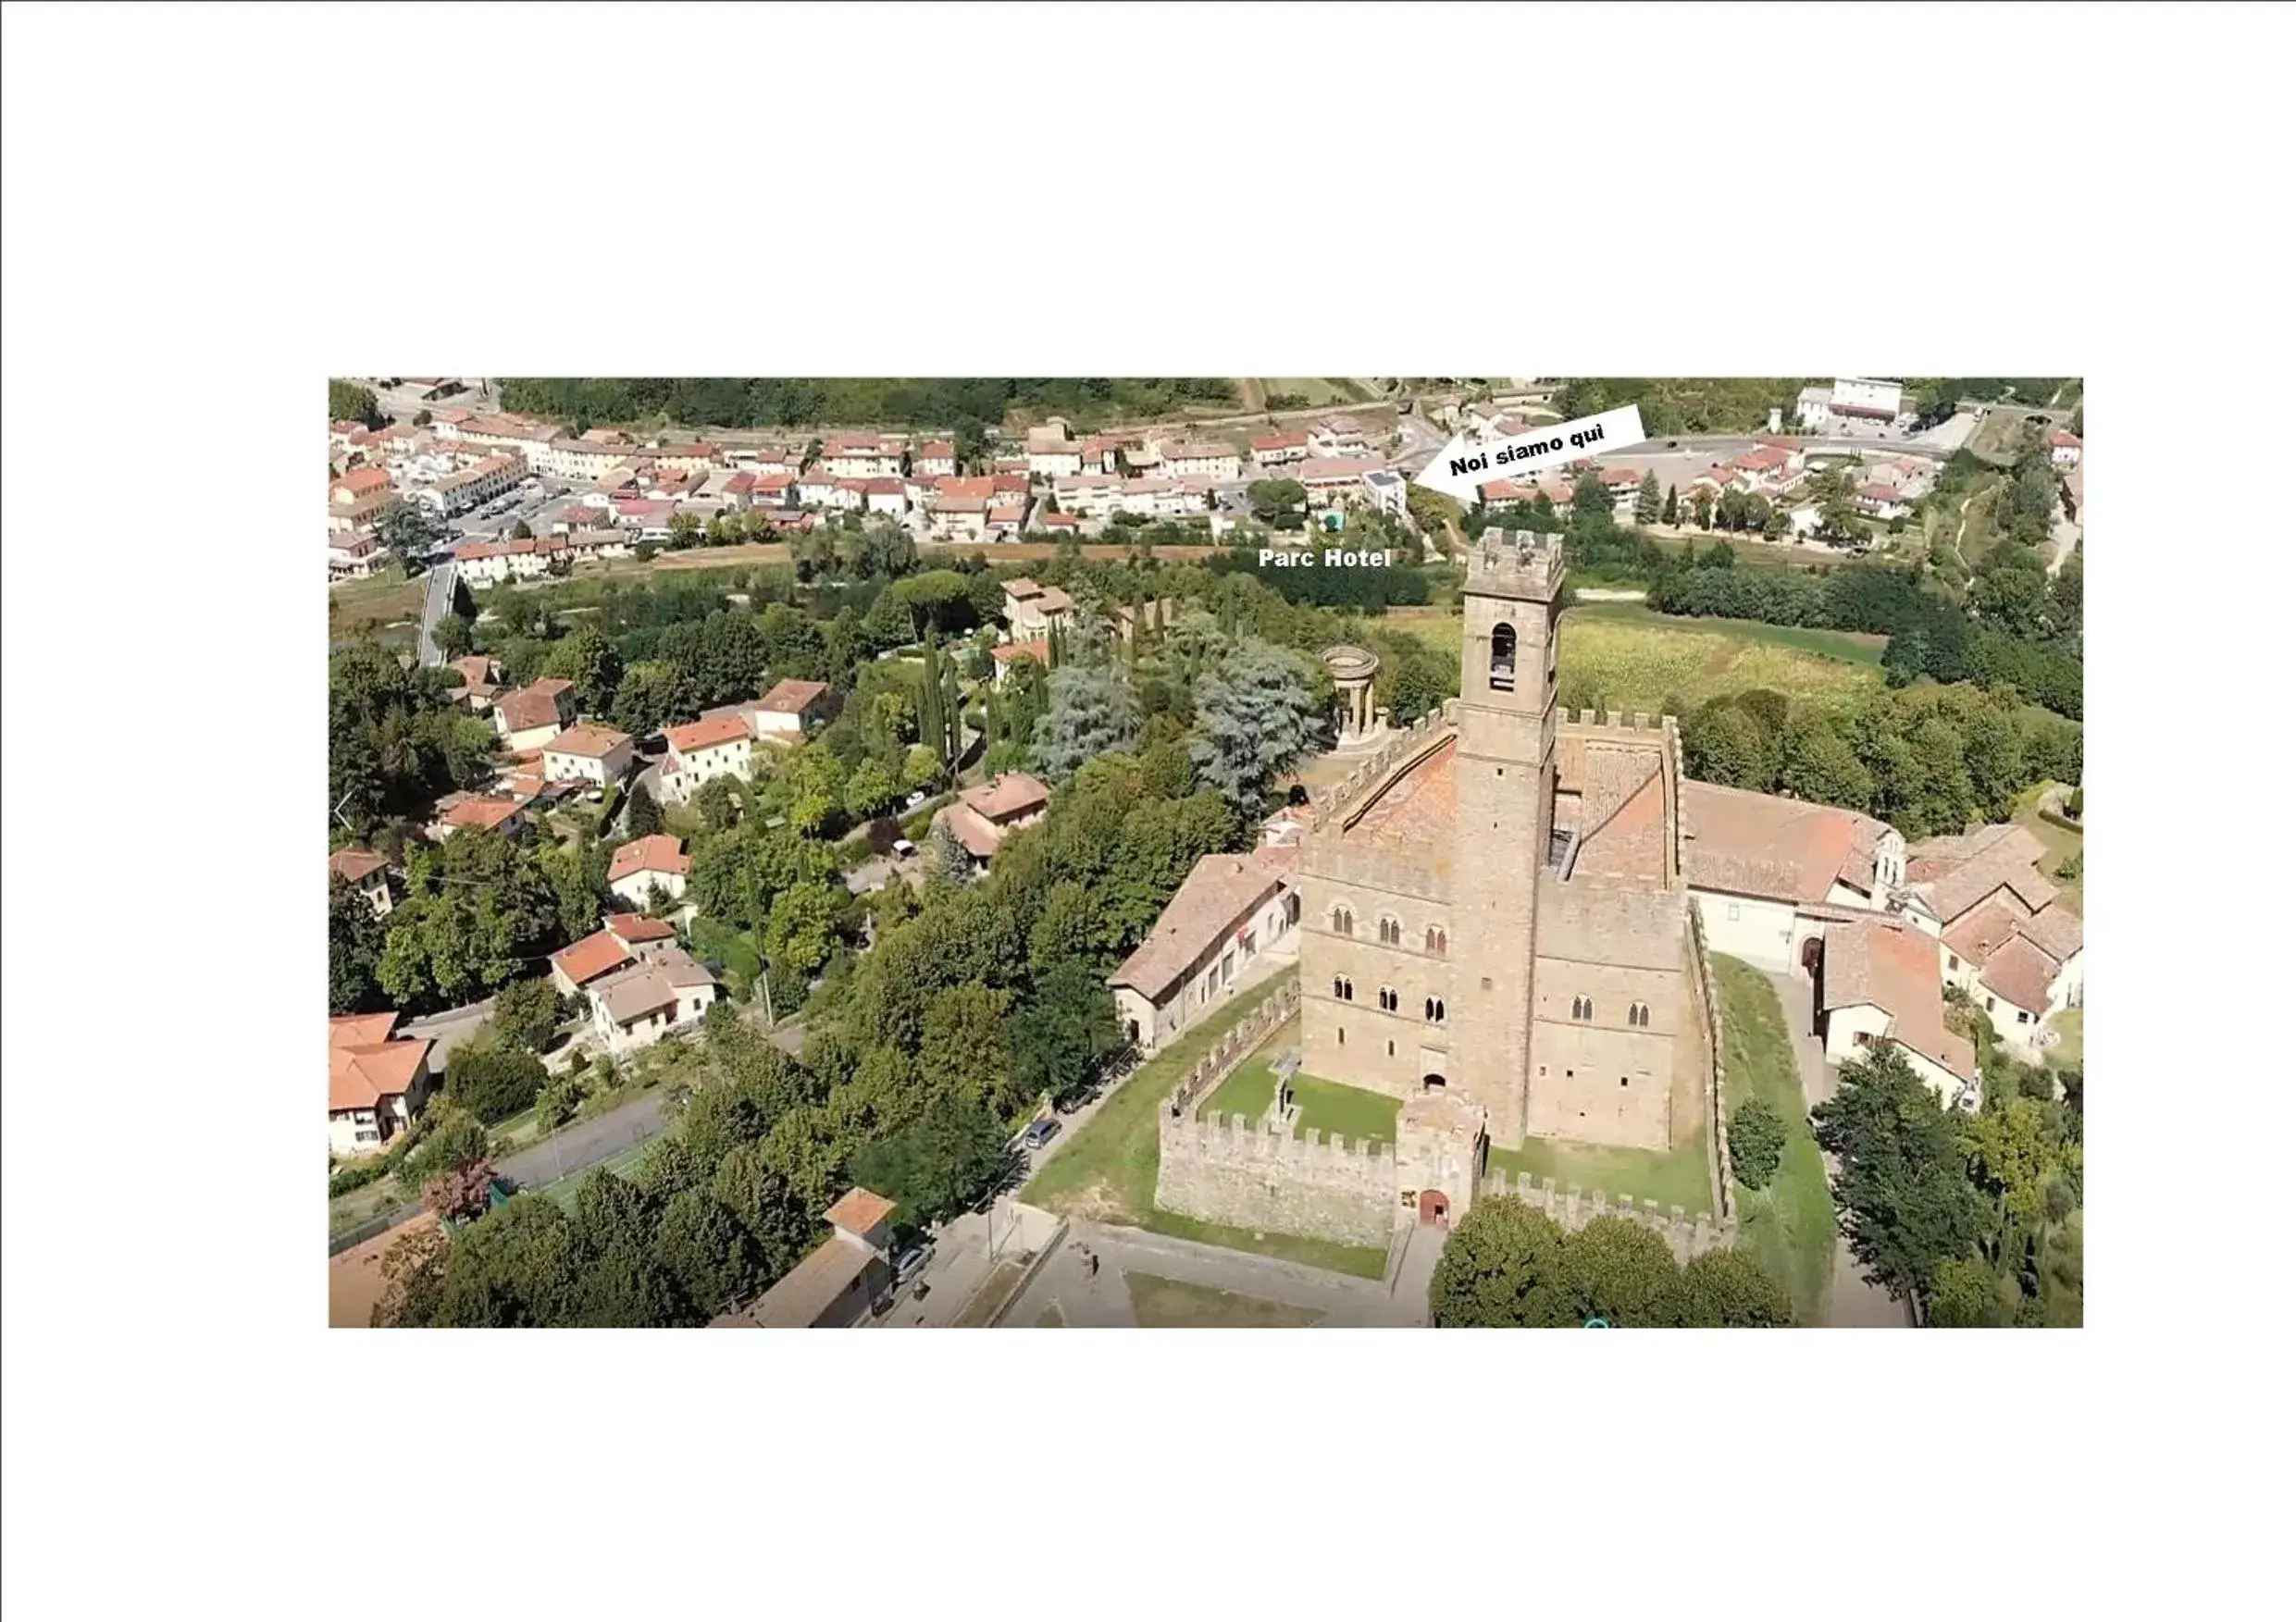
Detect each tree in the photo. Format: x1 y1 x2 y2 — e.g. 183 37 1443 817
490 976 564 1055
432 613 474 660
928 816 972 885
1811 1046 1992 1303
509 517 533 540
423 1158 497 1223
1009 959 1123 1107
1570 469 1611 521
1691 489 1714 530
1661 484 1679 526
1186 638 1322 809
329 874 389 1014
534 1075 582 1131
844 757 898 822
1683 701 1776 790
692 775 742 834
919 983 1015 1111
1680 1248 1794 1326
666 511 703 550
763 882 846 983
849 1095 1012 1229
1728 1096 1787 1190
1429 1196 1572 1327
395 1104 490 1196
1778 712 1875 811
653 1187 764 1318
329 378 381 427
1246 477 1309 523
541 623 625 715
1926 1255 2008 1327
1634 470 1662 526
376 501 444 573
623 783 664 837
1560 1216 1688 1326
369 1222 451 1327
1032 665 1141 782
900 743 943 795
443 1042 548 1124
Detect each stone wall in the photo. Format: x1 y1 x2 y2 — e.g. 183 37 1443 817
1165 981 1300 1119
1477 1171 1737 1265
1683 897 1734 1222
1155 1108 1398 1248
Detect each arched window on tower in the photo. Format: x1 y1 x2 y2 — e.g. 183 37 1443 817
1333 905 1354 936
1629 1001 1651 1028
1571 995 1593 1021
1425 997 1446 1026
1379 986 1398 1012
1489 621 1517 692
1379 916 1401 946
1425 925 1447 957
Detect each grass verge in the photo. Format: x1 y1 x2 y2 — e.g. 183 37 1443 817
1199 1020 1402 1146
1484 1122 1715 1221
1123 1271 1326 1328
1714 955 1834 1322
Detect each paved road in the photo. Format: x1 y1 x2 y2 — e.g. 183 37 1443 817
417 563 454 667
1005 1219 1425 1329
1765 969 1913 1328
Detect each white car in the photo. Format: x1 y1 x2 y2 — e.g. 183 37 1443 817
891 838 917 859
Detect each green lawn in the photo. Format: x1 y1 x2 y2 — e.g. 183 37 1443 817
1484 1121 1715 1221
1022 972 1297 1224
1199 1021 1403 1147
1123 1271 1325 1328
1020 971 1389 1280
1714 955 1834 1322
2013 782 2084 916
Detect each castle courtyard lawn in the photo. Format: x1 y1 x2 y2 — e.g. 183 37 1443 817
1021 972 1297 1227
1483 1122 1715 1222
1123 1271 1326 1328
1715 955 1835 1323
1200 1019 1403 1147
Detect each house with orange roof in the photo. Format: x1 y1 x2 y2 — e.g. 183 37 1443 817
1818 917 1981 1111
660 713 753 804
432 795 526 839
1110 848 1300 1054
541 724 635 789
608 834 690 910
584 945 719 1059
329 848 392 917
329 1013 436 1158
1678 779 1905 972
493 678 576 750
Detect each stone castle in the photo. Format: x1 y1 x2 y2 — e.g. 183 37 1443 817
1294 530 1711 1157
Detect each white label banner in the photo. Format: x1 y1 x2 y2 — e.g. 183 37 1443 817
1413 405 1648 500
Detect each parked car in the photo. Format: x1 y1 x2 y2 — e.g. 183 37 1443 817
1021 1118 1061 1151
891 838 917 859
903 790 927 810
893 1244 932 1286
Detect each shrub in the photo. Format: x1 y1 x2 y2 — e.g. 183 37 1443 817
1729 1096 1788 1190
329 1160 389 1199
443 1042 548 1124
535 1076 582 1131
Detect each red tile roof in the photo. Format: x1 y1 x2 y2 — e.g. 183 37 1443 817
604 911 677 944
759 678 829 714
552 929 633 987
664 714 751 753
329 848 387 884
441 797 522 832
546 724 631 760
607 834 689 883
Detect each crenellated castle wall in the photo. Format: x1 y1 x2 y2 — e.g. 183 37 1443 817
1155 1108 1399 1248
1476 1173 1737 1265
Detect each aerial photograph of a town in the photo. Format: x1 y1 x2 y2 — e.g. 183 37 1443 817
325 375 2087 1331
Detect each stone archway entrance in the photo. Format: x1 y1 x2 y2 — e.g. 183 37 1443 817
1801 935 1824 975
1419 1189 1450 1227
1421 1073 1446 1091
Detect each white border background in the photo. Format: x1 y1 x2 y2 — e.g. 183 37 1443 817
5 3 2290 1616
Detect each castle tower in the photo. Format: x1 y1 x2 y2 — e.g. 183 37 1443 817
1448 530 1564 1147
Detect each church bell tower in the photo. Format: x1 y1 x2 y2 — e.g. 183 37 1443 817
1447 529 1564 1148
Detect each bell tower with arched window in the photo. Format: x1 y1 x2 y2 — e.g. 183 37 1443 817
1450 530 1564 1147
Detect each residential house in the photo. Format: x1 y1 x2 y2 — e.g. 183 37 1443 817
1108 848 1299 1054
932 772 1052 872
329 848 392 916
328 1013 435 1158
328 532 387 580
411 453 520 516
1901 823 2084 1056
1853 483 1911 520
454 535 559 587
819 434 900 478
989 639 1049 687
1297 456 1387 511
603 911 679 950
1053 473 1123 521
1026 419 1083 479
795 469 842 507
2048 429 2083 468
550 925 649 997
1818 916 1981 1111
753 677 834 738
433 795 526 838
1160 440 1241 482
724 1187 896 1328
607 834 690 910
912 440 958 479
660 714 754 804
1250 430 1309 467
1002 578 1074 639
1309 417 1372 459
586 945 720 1059
493 677 576 750
445 654 502 712
541 724 635 789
